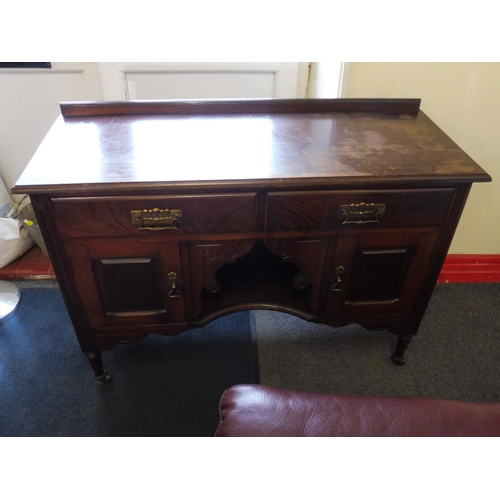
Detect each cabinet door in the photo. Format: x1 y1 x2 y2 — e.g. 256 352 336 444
325 229 440 320
65 240 186 328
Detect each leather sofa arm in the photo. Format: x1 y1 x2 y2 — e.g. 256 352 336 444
215 384 500 437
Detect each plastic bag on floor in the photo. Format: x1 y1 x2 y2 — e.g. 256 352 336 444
0 205 35 268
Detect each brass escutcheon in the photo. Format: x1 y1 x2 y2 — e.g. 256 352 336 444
331 266 345 292
167 272 182 298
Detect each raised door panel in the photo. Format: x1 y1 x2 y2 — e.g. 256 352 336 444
94 257 164 314
325 228 440 321
65 239 187 329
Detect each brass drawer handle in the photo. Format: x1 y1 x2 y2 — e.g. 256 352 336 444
338 202 386 224
131 208 182 230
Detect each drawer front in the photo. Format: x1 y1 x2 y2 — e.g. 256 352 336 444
266 188 455 231
53 193 257 238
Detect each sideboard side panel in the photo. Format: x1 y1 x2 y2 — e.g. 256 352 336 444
29 194 100 354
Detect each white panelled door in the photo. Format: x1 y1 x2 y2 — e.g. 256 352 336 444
97 62 310 100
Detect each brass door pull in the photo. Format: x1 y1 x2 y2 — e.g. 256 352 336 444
131 208 182 230
338 203 385 224
167 272 182 298
330 266 345 292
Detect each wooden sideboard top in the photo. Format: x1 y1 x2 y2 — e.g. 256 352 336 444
12 98 491 196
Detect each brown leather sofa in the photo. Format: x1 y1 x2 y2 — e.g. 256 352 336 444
215 384 500 437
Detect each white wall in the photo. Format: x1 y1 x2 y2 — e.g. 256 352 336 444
346 62 499 255
307 63 340 98
0 63 103 198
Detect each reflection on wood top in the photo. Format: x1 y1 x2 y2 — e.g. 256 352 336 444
12 99 491 195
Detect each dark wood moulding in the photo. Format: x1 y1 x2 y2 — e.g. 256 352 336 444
60 98 422 118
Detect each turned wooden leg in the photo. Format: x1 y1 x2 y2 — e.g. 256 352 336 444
391 333 414 366
86 352 113 383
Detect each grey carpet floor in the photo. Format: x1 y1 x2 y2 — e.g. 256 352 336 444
253 283 500 402
1 281 257 436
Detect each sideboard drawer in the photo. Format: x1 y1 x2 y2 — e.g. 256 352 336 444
53 193 258 238
266 188 455 231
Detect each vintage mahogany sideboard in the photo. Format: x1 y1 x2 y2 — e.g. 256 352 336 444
12 98 491 382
